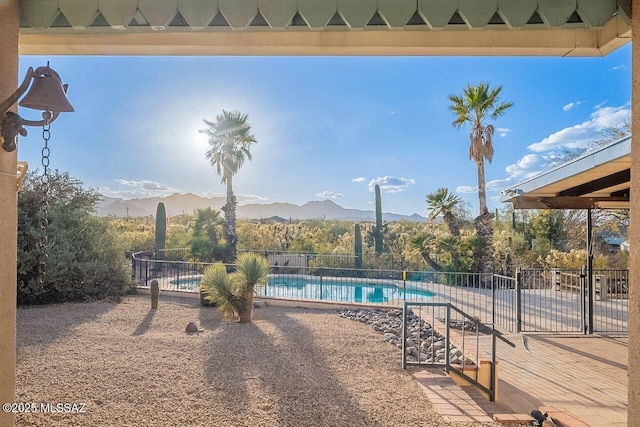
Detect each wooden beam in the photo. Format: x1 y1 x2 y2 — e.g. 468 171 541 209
558 169 630 197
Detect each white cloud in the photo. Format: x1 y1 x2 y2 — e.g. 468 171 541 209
504 154 545 179
101 180 268 203
315 191 344 199
610 64 626 71
102 179 181 198
527 105 630 153
495 128 511 137
352 177 367 183
562 101 582 111
236 194 269 204
369 176 416 193
486 178 514 191
113 179 176 192
456 185 477 194
455 179 515 197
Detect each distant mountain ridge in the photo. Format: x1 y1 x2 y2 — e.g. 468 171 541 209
97 193 426 222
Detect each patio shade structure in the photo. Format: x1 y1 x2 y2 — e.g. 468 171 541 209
500 135 631 210
500 135 631 334
17 0 631 56
1 0 639 425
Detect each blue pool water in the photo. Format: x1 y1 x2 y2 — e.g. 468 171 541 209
168 275 435 304
263 276 434 304
169 276 202 288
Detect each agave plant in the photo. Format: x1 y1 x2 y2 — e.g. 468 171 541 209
201 253 270 323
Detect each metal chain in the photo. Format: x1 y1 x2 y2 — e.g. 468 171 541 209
37 122 51 284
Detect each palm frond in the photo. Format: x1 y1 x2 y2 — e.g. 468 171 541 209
235 253 271 292
200 110 257 186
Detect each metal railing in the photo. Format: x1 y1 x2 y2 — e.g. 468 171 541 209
401 302 514 402
131 250 212 290
238 249 406 271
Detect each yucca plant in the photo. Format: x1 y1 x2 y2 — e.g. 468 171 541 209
234 253 271 322
201 253 270 323
201 263 239 319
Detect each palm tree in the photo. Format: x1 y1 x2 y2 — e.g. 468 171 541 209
449 83 513 276
426 188 461 237
448 83 513 216
201 110 257 263
193 207 223 247
190 208 224 262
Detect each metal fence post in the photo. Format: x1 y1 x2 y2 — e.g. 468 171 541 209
402 302 407 370
403 270 407 302
444 304 450 374
491 274 496 326
515 268 522 333
580 265 587 334
490 325 496 402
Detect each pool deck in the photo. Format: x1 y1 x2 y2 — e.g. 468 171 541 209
412 333 628 426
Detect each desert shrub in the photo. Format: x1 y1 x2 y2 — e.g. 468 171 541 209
17 170 133 304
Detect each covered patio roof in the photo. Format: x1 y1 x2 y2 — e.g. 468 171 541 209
500 135 631 209
18 0 632 56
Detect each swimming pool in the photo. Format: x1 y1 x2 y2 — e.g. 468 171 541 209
167 274 435 304
169 276 202 289
262 276 434 304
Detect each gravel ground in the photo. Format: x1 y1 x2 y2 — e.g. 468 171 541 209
16 294 504 426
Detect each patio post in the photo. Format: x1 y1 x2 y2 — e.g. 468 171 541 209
630 0 640 422
0 1 20 425
587 208 594 334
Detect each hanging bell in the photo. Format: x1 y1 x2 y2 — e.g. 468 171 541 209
19 67 75 113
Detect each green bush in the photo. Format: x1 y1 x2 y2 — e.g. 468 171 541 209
17 171 134 304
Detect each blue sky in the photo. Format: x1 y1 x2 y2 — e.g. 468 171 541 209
17 44 631 217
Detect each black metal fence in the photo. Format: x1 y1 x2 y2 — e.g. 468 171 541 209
238 249 406 271
130 250 628 334
516 268 628 333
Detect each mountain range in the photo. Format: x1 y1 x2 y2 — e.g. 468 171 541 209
97 193 426 222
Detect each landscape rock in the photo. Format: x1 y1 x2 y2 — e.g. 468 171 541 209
338 308 465 364
185 321 199 334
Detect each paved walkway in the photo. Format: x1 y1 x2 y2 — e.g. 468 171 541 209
412 334 628 426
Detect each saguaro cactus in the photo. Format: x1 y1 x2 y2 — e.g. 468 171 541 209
374 184 383 255
155 202 167 260
354 223 363 270
150 279 160 309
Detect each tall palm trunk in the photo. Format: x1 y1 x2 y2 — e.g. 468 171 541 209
474 211 495 282
419 249 443 272
472 157 494 281
476 158 488 215
222 175 237 263
443 212 460 237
